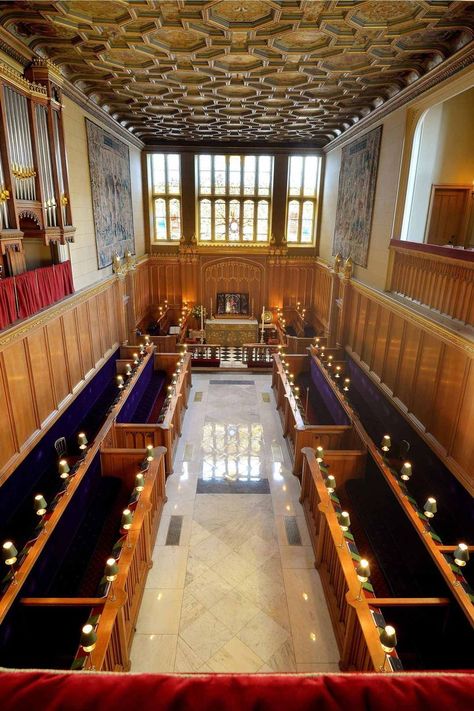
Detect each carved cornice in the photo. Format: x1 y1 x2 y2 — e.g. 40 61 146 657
0 275 117 348
0 60 47 97
0 28 144 150
351 279 474 355
324 43 474 153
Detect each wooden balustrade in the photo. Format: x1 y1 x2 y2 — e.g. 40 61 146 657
242 343 279 367
389 242 474 325
272 353 365 475
188 344 222 362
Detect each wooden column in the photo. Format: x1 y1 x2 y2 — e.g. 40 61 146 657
271 154 289 244
180 152 196 242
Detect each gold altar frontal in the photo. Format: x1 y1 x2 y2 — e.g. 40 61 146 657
205 318 259 347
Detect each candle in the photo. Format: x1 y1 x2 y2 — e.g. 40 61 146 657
210 298 212 317
252 298 254 316
200 305 204 332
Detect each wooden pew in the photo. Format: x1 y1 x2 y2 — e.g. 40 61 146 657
16 447 167 672
300 448 452 672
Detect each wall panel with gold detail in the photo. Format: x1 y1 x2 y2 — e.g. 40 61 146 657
343 281 474 494
0 277 124 483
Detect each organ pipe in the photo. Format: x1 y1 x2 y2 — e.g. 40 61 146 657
0 58 74 255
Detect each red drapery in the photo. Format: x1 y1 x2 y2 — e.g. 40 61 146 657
0 260 74 330
15 270 42 320
0 670 473 711
0 278 17 330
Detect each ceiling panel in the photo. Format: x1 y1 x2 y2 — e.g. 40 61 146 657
1 0 473 145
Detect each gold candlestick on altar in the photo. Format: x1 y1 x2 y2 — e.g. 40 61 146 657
260 306 265 344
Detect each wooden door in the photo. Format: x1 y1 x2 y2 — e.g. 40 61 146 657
425 185 472 246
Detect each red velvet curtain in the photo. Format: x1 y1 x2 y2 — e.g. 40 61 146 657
0 260 75 331
15 270 42 320
0 278 17 330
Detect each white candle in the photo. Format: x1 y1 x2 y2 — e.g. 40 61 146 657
210 298 212 317
200 306 204 331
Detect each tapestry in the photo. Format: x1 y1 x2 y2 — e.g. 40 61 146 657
86 119 135 269
332 126 382 267
216 293 249 315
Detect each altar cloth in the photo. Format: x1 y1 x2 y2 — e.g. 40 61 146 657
205 318 258 346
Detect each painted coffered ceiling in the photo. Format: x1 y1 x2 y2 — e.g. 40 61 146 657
0 1 473 146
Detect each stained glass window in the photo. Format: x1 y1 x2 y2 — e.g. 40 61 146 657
151 153 182 241
286 155 321 244
197 155 273 243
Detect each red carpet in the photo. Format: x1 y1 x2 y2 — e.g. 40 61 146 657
0 671 473 711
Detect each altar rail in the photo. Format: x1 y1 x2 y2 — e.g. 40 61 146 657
272 353 365 476
242 343 279 368
103 353 191 476
300 448 450 671
388 242 474 325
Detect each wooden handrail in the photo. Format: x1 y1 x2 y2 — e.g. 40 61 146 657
370 598 451 607
20 598 106 607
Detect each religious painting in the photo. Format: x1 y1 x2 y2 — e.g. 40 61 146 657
216 293 249 315
86 119 135 269
332 126 382 267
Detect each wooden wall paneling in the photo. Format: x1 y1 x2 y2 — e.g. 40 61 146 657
410 333 443 428
429 344 468 453
382 313 404 394
313 263 332 329
2 341 38 449
0 359 17 467
98 291 111 354
393 321 421 411
451 360 474 476
25 328 55 426
62 310 82 389
354 294 367 357
87 298 102 367
346 290 360 352
372 304 389 378
361 299 378 367
76 302 94 376
45 318 69 406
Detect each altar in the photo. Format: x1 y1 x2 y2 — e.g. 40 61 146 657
205 318 259 347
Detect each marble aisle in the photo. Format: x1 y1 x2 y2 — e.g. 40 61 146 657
130 373 339 673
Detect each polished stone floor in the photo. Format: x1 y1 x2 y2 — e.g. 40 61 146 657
130 373 339 673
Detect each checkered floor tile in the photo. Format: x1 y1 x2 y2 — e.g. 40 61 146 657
219 347 243 365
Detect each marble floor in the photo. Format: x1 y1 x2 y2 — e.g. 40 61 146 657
130 373 339 673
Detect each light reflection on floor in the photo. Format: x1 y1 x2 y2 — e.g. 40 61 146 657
202 421 264 482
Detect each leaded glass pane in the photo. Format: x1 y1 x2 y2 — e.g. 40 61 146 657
169 198 181 240
244 156 256 195
215 199 226 240
287 200 299 242
154 198 167 240
243 200 254 241
257 155 271 196
167 154 180 194
152 154 165 194
199 199 211 241
214 155 226 195
229 156 241 195
301 200 314 243
289 156 303 196
257 200 269 241
229 199 240 240
303 156 318 197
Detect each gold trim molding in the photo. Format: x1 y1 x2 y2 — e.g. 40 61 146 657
0 275 117 348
